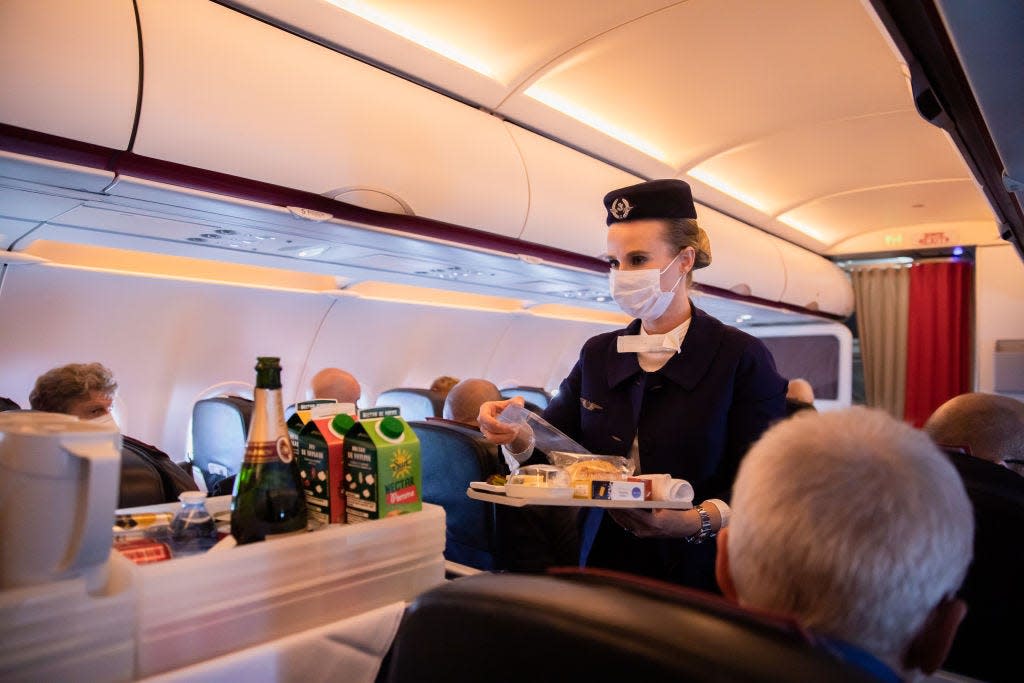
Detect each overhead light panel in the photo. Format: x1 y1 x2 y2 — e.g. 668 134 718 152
326 1 496 78
777 213 832 243
524 85 668 163
686 166 770 214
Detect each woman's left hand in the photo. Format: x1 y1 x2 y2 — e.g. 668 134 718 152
608 508 698 538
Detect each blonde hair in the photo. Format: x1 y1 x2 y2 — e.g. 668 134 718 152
663 218 711 285
29 362 117 413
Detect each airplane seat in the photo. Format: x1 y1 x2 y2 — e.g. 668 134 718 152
376 388 443 421
499 386 551 410
118 440 172 508
382 569 878 683
408 420 503 570
190 395 253 492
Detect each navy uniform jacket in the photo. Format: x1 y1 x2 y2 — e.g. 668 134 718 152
542 304 786 588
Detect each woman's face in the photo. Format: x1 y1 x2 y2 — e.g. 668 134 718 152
606 219 689 287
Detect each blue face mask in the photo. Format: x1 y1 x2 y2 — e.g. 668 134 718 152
608 251 684 323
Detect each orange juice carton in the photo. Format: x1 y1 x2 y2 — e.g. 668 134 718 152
344 408 422 524
296 402 357 525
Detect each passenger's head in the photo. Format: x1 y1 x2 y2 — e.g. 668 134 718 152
786 378 815 404
718 407 973 677
29 362 117 419
603 180 711 327
924 392 1024 468
443 379 502 428
309 368 361 406
429 375 460 398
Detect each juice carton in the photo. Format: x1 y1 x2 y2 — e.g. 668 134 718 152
344 408 422 524
295 403 357 525
287 399 339 452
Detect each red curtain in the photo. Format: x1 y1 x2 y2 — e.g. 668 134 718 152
904 261 973 427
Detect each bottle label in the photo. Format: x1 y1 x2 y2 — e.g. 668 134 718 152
245 438 295 464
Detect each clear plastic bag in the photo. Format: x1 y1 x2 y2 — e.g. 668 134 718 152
547 451 634 499
497 402 590 455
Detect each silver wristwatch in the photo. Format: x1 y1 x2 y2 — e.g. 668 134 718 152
685 504 715 544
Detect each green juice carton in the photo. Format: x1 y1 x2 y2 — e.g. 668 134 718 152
344 408 422 524
295 403 357 525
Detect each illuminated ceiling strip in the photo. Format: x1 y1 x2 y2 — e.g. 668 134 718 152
326 1 496 78
524 86 669 163
776 214 832 243
685 166 771 214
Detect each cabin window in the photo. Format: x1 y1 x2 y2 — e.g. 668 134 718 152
760 335 840 401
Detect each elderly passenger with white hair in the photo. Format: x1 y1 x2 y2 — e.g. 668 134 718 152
716 407 973 681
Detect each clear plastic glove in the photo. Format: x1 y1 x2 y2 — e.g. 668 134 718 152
477 397 528 446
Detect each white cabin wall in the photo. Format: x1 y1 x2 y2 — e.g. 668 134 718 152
975 244 1024 399
0 264 333 458
0 263 622 459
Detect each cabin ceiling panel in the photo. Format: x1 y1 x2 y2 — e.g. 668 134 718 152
689 111 971 219
783 180 993 246
498 0 909 170
225 0 676 107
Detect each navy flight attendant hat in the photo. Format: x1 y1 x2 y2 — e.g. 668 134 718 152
603 179 697 226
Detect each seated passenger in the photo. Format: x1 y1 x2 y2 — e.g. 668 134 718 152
429 375 460 404
923 392 1024 682
784 378 816 417
30 363 198 507
717 407 973 681
309 367 361 406
442 378 501 427
443 378 579 572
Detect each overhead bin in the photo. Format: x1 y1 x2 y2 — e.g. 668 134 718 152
694 204 787 303
0 0 139 150
509 124 643 257
132 0 528 238
775 239 853 316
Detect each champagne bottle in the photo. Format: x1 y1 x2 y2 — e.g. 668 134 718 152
231 357 308 544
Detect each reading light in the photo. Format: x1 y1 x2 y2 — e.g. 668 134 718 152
326 1 496 78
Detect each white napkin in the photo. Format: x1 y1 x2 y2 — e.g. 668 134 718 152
617 334 681 354
637 474 694 502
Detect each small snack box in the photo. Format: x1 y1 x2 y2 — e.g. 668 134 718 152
344 408 422 524
591 480 648 502
296 403 357 525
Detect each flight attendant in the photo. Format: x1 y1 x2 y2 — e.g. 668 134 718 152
478 179 786 591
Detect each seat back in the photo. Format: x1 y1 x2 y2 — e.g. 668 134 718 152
409 420 502 569
376 388 443 421
190 396 252 490
384 569 877 683
118 444 169 508
500 385 551 409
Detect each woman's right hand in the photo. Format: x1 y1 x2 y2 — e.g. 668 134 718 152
477 396 526 445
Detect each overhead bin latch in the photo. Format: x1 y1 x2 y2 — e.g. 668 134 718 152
287 206 333 222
